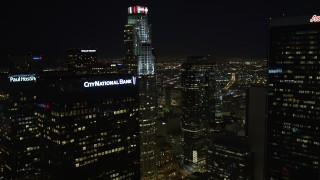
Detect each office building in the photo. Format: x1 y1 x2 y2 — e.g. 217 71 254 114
155 136 179 179
207 133 253 179
36 73 140 179
247 86 266 180
164 84 172 112
7 54 44 73
267 15 320 179
66 49 97 75
124 5 157 179
181 56 215 172
168 129 183 158
0 73 41 179
124 5 155 75
0 72 141 179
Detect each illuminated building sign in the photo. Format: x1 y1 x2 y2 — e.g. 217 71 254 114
38 104 51 109
33 56 42 60
84 77 136 88
310 15 320 23
8 74 36 82
128 6 148 14
269 68 282 74
81 50 96 53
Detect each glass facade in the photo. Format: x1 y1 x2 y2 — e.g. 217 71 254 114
207 134 253 179
124 7 155 75
37 74 140 179
0 77 41 179
181 56 215 172
124 6 157 179
267 16 320 179
0 73 140 179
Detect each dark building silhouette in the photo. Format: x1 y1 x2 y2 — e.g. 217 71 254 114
164 84 172 112
267 15 320 179
66 49 97 75
0 72 141 179
207 133 253 179
181 56 215 172
247 86 266 180
7 54 44 73
0 73 41 179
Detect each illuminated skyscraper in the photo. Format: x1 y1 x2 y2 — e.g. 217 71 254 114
124 5 157 179
124 5 155 75
37 74 140 179
181 56 215 172
267 15 320 179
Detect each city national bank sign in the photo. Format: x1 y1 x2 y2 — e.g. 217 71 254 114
9 74 36 82
84 76 137 88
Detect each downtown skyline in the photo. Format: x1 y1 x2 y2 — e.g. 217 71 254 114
4 1 320 60
2 1 320 179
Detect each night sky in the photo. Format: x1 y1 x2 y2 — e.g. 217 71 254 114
4 0 320 60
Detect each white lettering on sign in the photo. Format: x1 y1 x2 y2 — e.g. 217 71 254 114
84 77 136 88
81 50 96 53
269 68 283 74
9 74 37 82
137 6 148 14
310 15 320 23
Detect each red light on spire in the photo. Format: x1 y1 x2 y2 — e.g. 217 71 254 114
133 6 136 14
129 6 148 14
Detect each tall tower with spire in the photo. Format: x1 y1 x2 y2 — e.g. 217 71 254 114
124 5 157 179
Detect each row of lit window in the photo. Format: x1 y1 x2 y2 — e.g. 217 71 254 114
75 158 98 167
298 90 320 95
16 117 34 124
51 110 96 117
111 172 135 180
213 146 250 158
75 147 125 164
26 146 39 152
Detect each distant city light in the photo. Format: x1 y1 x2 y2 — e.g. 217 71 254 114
38 104 51 109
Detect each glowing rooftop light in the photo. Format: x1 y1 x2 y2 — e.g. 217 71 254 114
310 15 320 23
128 6 148 15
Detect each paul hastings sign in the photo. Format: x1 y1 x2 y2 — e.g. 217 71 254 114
9 74 37 83
84 76 137 88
